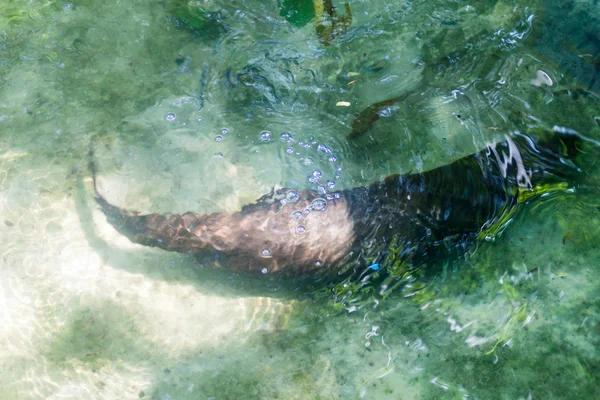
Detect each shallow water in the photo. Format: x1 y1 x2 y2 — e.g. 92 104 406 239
1 0 599 399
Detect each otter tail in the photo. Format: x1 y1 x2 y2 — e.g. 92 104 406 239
87 147 211 253
88 147 139 225
87 146 158 245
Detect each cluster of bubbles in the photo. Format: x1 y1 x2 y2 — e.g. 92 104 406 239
284 133 340 188
257 130 295 144
214 128 229 142
189 126 343 270
255 186 333 268
256 129 344 240
164 110 229 142
162 116 344 272
283 189 307 235
253 129 343 196
283 186 335 240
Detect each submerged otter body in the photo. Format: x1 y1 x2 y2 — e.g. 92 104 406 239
90 133 579 279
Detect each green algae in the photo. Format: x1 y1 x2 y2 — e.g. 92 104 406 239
168 0 226 40
1 0 600 399
0 0 56 30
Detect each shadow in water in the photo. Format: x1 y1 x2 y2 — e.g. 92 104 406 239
37 295 365 399
75 175 313 300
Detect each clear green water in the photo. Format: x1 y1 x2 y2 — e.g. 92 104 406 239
1 0 599 399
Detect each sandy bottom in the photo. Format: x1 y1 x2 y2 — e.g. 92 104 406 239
1 0 599 399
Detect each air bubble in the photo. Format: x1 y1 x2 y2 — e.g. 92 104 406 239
165 112 176 121
259 130 272 142
197 116 203 121
296 226 306 233
326 180 336 188
311 198 327 211
261 247 272 257
286 190 299 202
286 148 294 154
318 186 327 195
316 260 323 267
302 158 313 166
291 211 303 219
215 135 223 142
221 128 228 135
329 155 337 162
312 170 322 179
280 131 293 142
261 268 268 274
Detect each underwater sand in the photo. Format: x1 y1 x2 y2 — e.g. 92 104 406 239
1 0 599 399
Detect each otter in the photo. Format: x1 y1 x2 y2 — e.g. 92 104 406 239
89 132 579 280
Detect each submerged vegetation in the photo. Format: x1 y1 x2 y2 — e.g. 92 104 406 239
0 0 55 30
313 0 352 46
169 0 353 45
0 0 599 399
167 0 226 40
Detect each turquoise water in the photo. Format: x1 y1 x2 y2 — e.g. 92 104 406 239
1 0 599 399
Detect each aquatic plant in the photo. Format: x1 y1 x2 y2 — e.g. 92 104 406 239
0 0 55 31
313 0 352 46
167 0 225 40
277 0 352 45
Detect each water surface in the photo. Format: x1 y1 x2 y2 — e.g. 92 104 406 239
1 1 599 399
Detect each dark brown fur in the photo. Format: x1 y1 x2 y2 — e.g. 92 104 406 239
89 133 580 279
90 159 356 276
